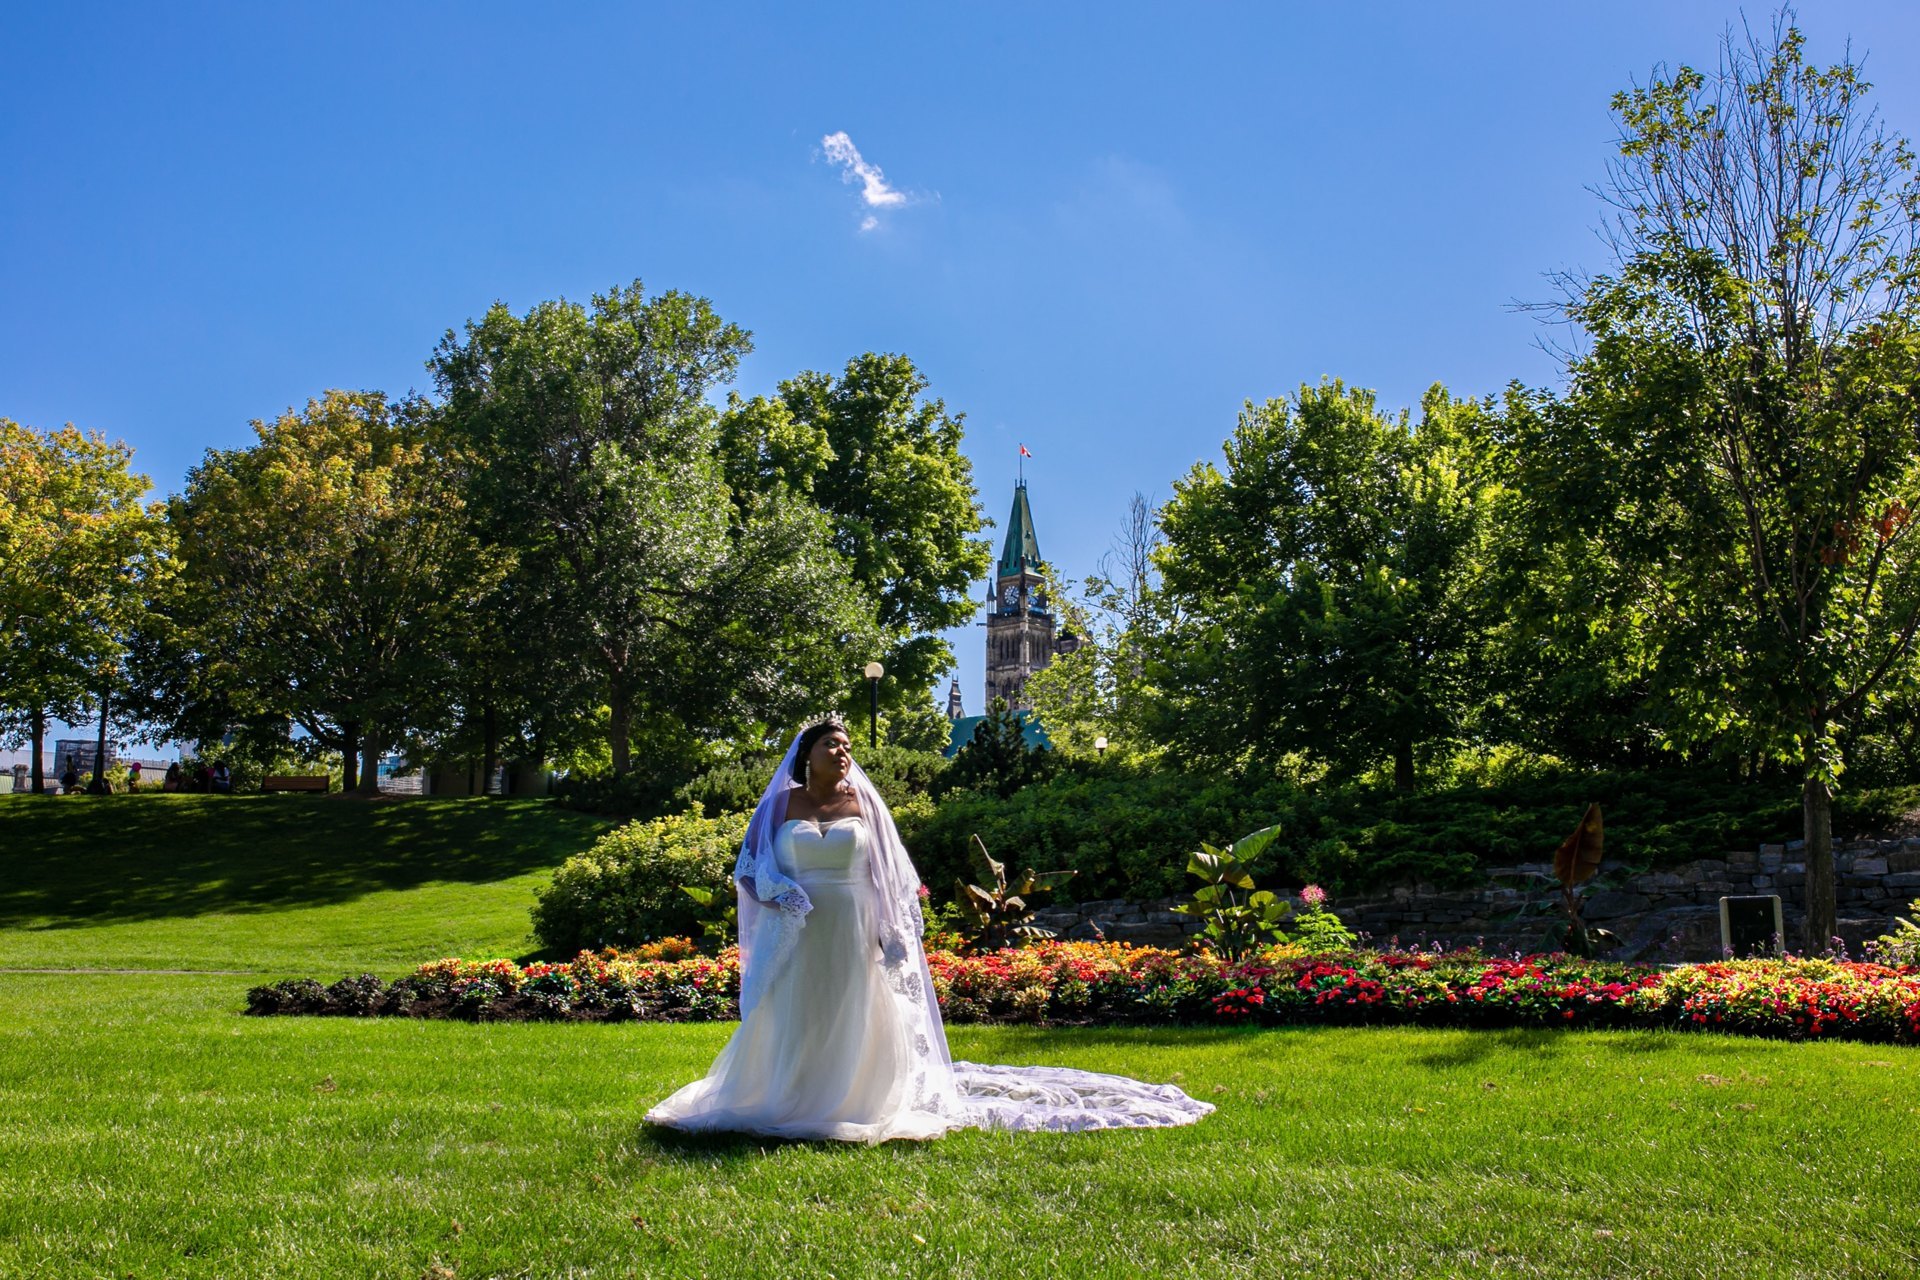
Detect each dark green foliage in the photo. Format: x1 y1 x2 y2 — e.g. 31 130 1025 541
676 883 736 945
554 769 690 818
669 742 949 819
907 758 1920 907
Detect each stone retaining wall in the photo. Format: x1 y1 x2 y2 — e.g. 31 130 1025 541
1029 837 1920 960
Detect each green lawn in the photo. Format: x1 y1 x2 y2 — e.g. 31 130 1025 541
0 794 615 972
3 795 1918 1278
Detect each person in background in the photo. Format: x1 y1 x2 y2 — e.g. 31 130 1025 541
59 764 80 794
163 761 183 792
127 761 142 792
211 760 232 794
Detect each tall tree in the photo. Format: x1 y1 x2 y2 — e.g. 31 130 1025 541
1153 382 1499 787
166 390 494 792
433 282 877 776
1533 16 1920 948
0 419 169 791
1025 492 1170 760
721 353 991 714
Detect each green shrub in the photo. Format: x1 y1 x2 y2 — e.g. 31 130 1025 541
674 743 950 819
531 810 748 953
904 759 1920 907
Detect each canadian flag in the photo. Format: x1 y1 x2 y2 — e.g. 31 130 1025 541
1018 444 1032 458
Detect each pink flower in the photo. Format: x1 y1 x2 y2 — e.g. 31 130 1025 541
1300 884 1328 907
917 883 931 899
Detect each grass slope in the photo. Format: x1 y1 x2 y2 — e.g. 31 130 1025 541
2 798 1917 1278
0 794 614 972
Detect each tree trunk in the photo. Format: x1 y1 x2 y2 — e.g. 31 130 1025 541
355 727 383 795
481 703 500 800
91 683 111 790
609 678 632 778
1802 770 1837 955
28 707 45 793
1393 736 1415 792
341 721 361 792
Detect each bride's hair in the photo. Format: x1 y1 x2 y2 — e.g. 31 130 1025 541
791 716 851 782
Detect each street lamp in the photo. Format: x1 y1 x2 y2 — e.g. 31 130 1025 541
1095 735 1109 760
863 661 885 750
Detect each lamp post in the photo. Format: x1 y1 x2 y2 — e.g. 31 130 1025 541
1095 735 1108 760
863 661 884 750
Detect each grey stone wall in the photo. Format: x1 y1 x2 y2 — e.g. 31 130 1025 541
1029 837 1920 960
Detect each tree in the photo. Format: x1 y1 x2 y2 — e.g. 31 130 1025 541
1533 16 1920 949
0 419 169 791
433 282 878 777
937 697 1053 800
1153 381 1499 787
1024 493 1169 760
721 353 991 716
165 390 495 792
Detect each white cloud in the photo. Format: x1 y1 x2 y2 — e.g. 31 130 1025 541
821 131 911 231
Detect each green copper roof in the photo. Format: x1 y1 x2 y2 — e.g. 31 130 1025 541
998 482 1043 577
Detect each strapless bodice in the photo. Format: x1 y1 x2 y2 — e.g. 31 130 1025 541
775 816 869 881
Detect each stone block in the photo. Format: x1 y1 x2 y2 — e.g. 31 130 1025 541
1583 890 1651 921
1760 843 1787 857
1782 862 1806 875
1887 851 1920 873
1695 880 1737 895
1693 859 1729 876
1777 871 1806 888
1727 851 1759 871
1753 875 1774 889
1786 839 1806 853
1856 853 1892 873
1885 871 1920 892
1759 853 1784 873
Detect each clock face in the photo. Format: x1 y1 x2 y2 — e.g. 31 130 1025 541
1002 584 1018 605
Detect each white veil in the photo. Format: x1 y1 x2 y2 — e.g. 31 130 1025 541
733 729 961 1119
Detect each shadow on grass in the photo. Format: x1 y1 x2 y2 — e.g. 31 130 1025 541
638 1123 937 1164
1407 1025 1693 1069
0 795 616 927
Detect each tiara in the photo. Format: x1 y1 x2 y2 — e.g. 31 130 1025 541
806 712 850 733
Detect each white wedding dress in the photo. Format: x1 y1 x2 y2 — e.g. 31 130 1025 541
646 816 1214 1143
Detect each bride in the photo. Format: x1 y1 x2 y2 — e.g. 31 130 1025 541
646 717 1214 1143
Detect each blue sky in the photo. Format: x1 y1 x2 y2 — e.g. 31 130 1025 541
6 2 1920 754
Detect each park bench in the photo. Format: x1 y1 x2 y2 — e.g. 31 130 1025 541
261 775 330 794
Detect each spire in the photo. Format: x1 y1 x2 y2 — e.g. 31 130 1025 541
998 481 1043 578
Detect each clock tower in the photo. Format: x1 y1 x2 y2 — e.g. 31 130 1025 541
985 480 1075 709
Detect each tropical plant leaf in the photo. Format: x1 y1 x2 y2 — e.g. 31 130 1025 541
1553 803 1605 888
970 833 1005 887
1231 823 1283 864
1187 849 1225 877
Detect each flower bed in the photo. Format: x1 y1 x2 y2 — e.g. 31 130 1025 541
245 942 1920 1045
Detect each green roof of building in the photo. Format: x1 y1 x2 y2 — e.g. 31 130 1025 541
998 482 1043 577
944 710 1053 758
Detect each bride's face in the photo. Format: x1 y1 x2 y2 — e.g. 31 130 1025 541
809 728 854 787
